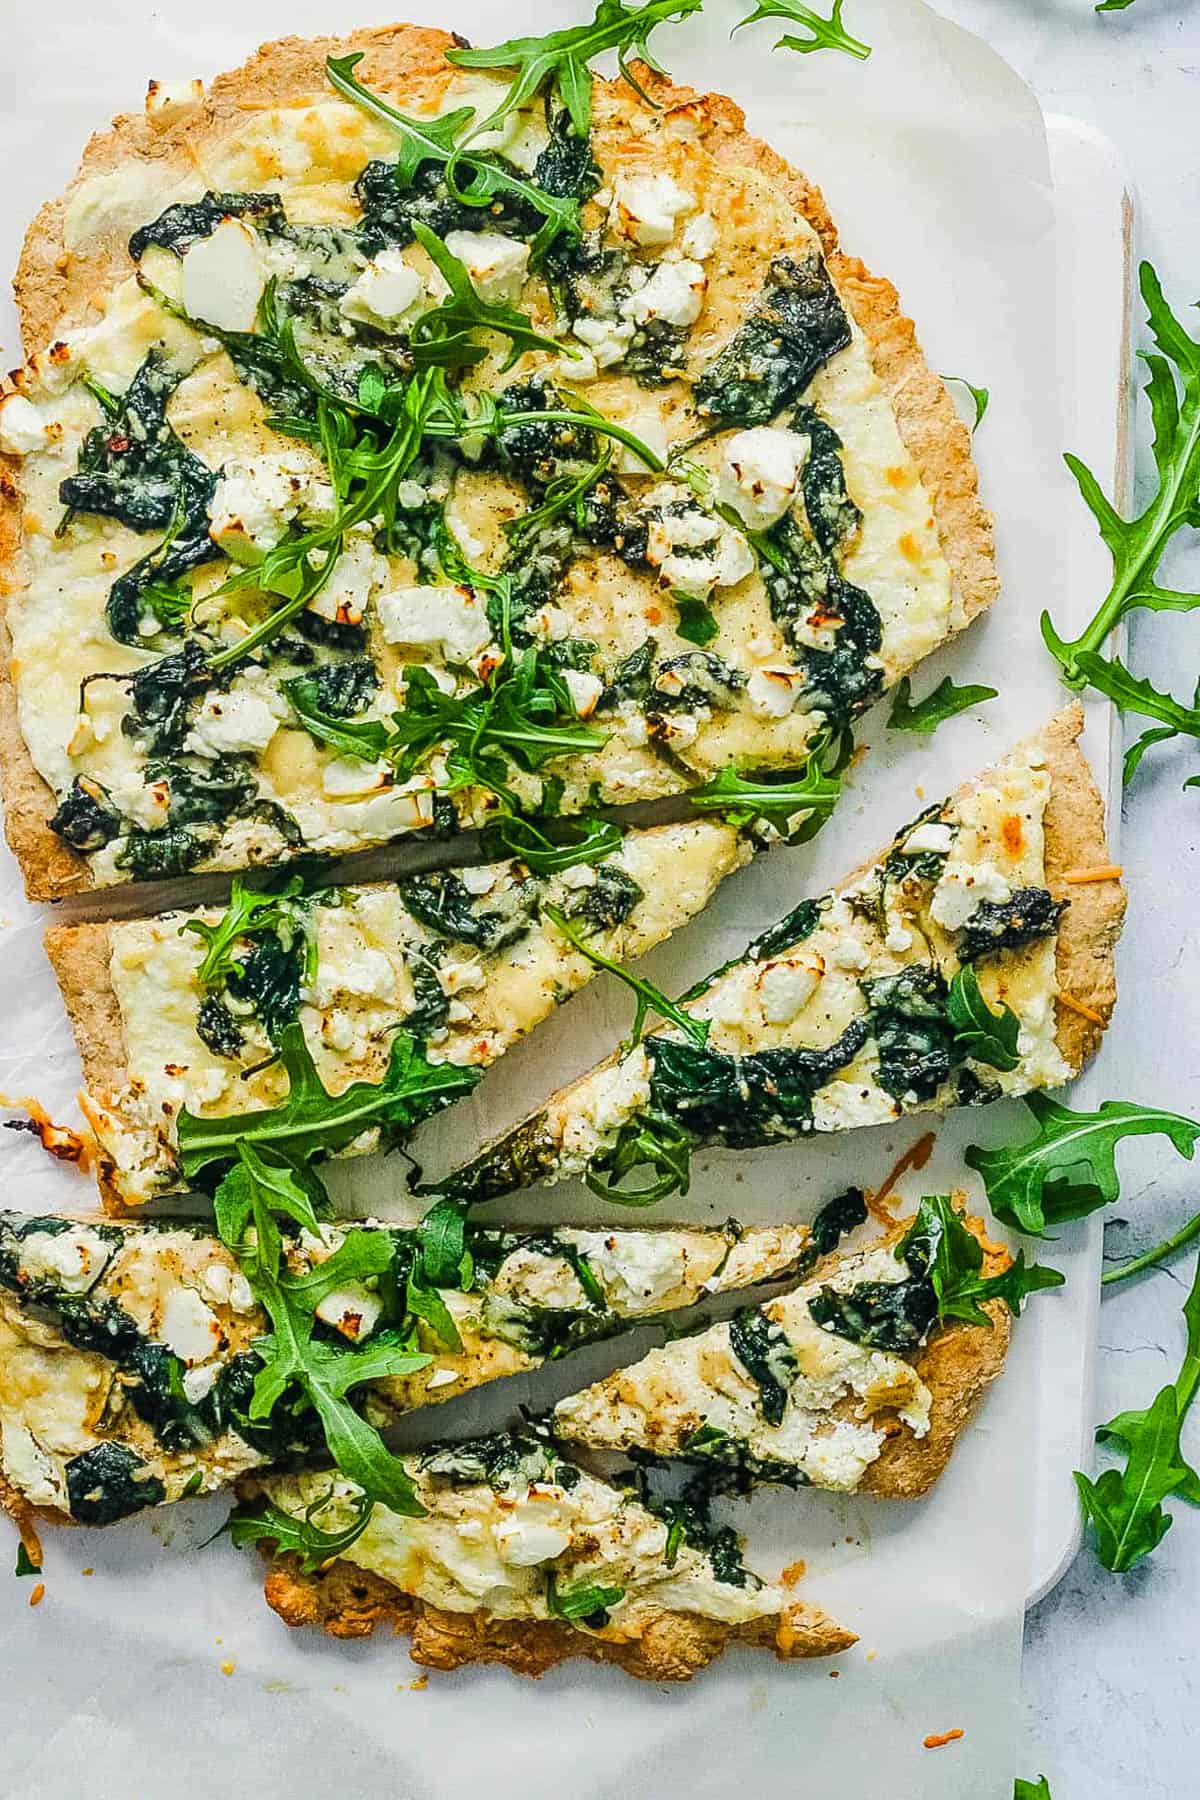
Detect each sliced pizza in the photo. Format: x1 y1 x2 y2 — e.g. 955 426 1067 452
245 1430 855 1681
433 706 1125 1205
45 817 746 1207
0 1207 808 1527
0 21 994 896
552 1194 1027 1499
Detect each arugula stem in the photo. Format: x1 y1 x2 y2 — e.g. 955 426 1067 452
1102 1207 1200 1286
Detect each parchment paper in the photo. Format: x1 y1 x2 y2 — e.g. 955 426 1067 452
0 2 1091 1793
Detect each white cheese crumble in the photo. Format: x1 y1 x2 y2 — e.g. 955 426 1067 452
611 172 695 246
620 258 706 329
718 426 811 530
930 858 1013 932
0 392 55 456
901 821 954 856
315 1282 383 1342
680 211 719 260
307 533 388 627
339 250 426 327
563 668 604 718
208 451 330 562
755 956 823 1024
442 230 531 305
376 584 493 663
181 217 267 332
17 1228 113 1294
746 665 806 719
187 685 280 759
160 1288 223 1366
572 314 636 368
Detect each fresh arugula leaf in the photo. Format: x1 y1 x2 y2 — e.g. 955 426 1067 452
966 1093 1200 1237
405 1264 462 1352
1102 1206 1200 1287
1096 0 1136 10
478 811 623 874
586 1109 696 1206
227 1486 375 1573
887 675 998 734
1042 263 1200 760
943 374 990 432
674 594 719 646
182 873 309 990
179 1023 481 1177
946 966 1021 1072
1123 721 1180 785
545 1574 625 1623
899 1195 1063 1329
446 0 704 143
326 52 579 263
731 0 870 60
688 739 845 842
1014 1781 1053 1800
409 222 566 372
417 1199 472 1289
544 903 709 1049
1076 1255 1200 1571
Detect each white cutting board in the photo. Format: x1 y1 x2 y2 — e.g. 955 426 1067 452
0 3 1131 1794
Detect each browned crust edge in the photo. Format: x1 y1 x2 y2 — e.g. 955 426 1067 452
43 919 124 1093
260 1551 855 1681
1 26 995 901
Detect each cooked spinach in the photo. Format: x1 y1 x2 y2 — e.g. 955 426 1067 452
403 949 451 1039
117 821 215 880
792 404 861 554
196 995 244 1058
755 513 883 730
646 1016 872 1147
128 191 288 259
807 1272 937 1351
729 1308 798 1425
418 1430 556 1490
651 650 746 713
227 936 304 1043
160 756 259 825
564 863 643 932
48 776 122 852
680 1422 809 1488
863 964 956 1104
398 869 538 953
597 639 657 710
354 156 542 258
625 318 690 388
808 1186 868 1257
121 638 211 756
532 108 603 201
747 897 824 963
956 887 1068 963
64 1442 166 1526
477 1290 615 1360
59 353 220 645
693 251 851 427
493 376 598 488
285 657 379 720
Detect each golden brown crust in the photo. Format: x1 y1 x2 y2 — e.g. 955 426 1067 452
1039 701 1126 1071
43 920 124 1093
859 1218 1011 1500
1 26 995 899
261 1552 855 1681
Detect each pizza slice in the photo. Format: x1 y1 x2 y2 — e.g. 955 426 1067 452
44 817 746 1207
552 1194 1038 1499
0 1207 809 1527
243 1430 855 1681
432 706 1125 1206
0 21 995 896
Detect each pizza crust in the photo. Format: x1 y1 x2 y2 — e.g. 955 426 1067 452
1 24 995 898
260 1550 856 1681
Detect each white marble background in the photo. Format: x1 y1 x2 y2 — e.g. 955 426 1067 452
932 2 1200 1794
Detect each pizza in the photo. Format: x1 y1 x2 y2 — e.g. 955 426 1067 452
0 23 994 897
433 707 1125 1206
0 1207 808 1525
247 1429 855 1680
45 817 746 1206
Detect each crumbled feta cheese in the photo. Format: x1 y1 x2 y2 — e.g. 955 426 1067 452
930 859 1013 932
611 172 695 246
746 664 806 719
572 313 636 368
187 686 280 758
718 426 810 530
571 1231 686 1308
442 230 531 305
680 211 719 260
208 451 324 562
311 943 397 1007
307 534 387 626
182 1364 221 1403
160 1288 223 1366
315 1281 383 1342
0 392 53 456
376 584 493 662
828 939 870 973
756 956 822 1024
812 1081 893 1132
660 524 755 595
620 258 706 329
494 1499 572 1566
18 1228 112 1294
563 669 604 718
181 217 266 333
145 77 204 131
901 821 954 856
108 773 171 830
340 250 426 327
199 1261 255 1313
884 924 914 953
459 865 499 896
559 862 597 891
615 410 672 475
321 756 394 800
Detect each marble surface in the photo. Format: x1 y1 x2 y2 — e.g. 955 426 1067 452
934 2 1200 1795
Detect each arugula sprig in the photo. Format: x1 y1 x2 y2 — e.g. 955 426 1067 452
732 0 870 61
228 1485 376 1572
1076 1252 1200 1573
182 873 312 992
545 902 709 1050
942 375 990 433
178 1022 480 1179
689 732 847 842
946 966 1021 1072
479 810 624 873
887 675 998 734
1015 1781 1053 1800
965 1094 1200 1238
445 0 704 145
326 52 579 263
1042 263 1200 776
899 1195 1063 1329
409 222 566 372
